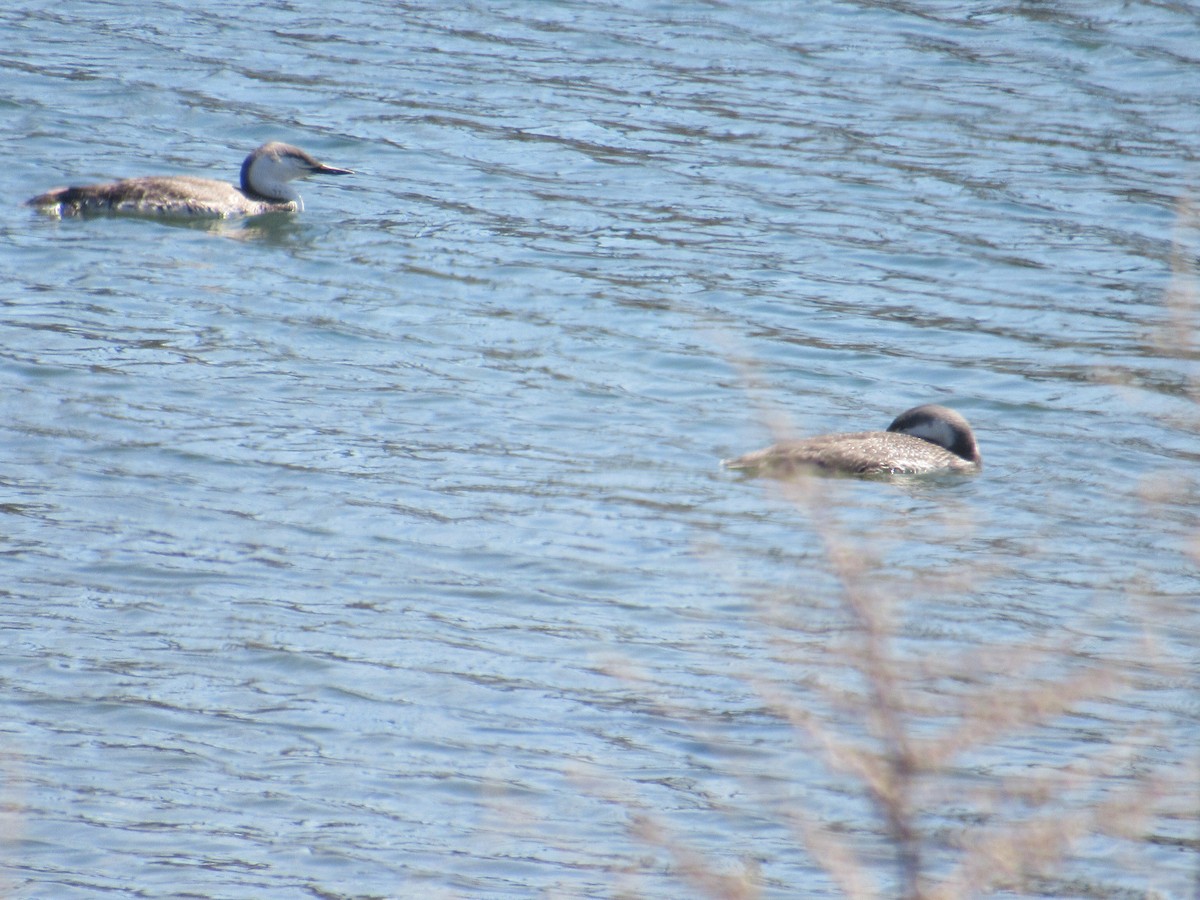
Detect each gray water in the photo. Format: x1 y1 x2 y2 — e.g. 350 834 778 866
2 1 1199 897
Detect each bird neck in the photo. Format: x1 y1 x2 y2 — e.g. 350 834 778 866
242 161 302 208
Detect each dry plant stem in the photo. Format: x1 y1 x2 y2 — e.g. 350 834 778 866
840 555 922 898
629 815 760 900
918 655 1122 771
578 664 766 900
794 814 878 900
781 476 927 899
763 686 886 896
933 735 1166 897
1163 192 1200 900
771 473 1158 900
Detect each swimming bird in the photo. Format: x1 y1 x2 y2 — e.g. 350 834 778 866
723 404 982 478
26 141 353 218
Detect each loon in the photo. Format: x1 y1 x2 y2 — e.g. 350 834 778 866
26 142 353 218
723 404 982 478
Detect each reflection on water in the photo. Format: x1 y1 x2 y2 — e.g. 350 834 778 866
2 1 1199 897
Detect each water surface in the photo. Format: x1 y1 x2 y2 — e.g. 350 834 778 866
2 1 1198 897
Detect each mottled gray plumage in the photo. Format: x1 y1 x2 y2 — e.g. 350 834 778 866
26 141 352 218
723 404 982 478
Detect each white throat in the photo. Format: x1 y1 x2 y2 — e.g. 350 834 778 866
901 418 956 450
245 159 304 208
